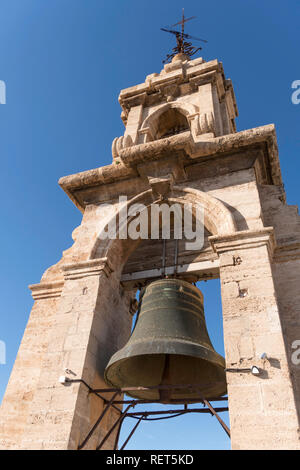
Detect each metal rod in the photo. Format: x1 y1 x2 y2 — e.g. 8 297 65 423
119 415 145 450
78 390 120 450
174 238 178 275
203 399 231 438
125 407 228 417
110 396 228 405
162 238 166 277
96 404 133 450
92 382 225 394
62 378 230 447
113 414 126 450
66 378 122 414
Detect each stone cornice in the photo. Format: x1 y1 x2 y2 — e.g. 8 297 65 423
119 58 226 114
209 227 276 259
58 164 137 213
118 125 279 170
29 259 114 298
61 258 113 280
59 124 281 212
29 280 64 300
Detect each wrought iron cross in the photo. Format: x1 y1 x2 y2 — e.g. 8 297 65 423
161 9 207 64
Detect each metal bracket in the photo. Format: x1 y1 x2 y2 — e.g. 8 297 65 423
62 379 230 450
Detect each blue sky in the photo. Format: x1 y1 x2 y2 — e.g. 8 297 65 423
0 0 299 450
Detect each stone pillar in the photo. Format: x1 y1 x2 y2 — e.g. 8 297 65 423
0 282 63 449
1 258 132 450
210 228 300 450
272 256 300 425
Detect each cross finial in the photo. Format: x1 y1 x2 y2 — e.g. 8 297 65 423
171 8 196 36
160 11 207 64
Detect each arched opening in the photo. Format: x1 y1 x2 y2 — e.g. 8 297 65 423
155 108 189 139
90 186 236 262
99 202 230 449
87 188 236 449
140 102 198 143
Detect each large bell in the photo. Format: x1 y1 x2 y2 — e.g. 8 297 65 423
104 278 227 401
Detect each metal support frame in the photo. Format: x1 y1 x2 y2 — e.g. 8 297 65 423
66 380 229 450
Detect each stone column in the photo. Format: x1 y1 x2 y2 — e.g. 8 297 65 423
272 255 300 424
0 282 63 449
210 228 300 450
2 258 132 450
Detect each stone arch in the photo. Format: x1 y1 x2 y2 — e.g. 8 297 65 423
89 186 237 271
141 102 198 141
155 108 189 139
172 186 237 236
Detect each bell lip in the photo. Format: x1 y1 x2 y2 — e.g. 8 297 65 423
104 339 226 390
104 350 227 400
104 374 227 402
106 338 225 368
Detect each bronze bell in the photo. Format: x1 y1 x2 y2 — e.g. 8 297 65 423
104 278 227 401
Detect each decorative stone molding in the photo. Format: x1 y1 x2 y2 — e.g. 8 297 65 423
117 125 280 179
112 134 134 160
118 58 232 114
29 280 64 300
209 227 276 259
61 258 113 280
147 174 174 200
90 185 237 261
195 112 215 136
59 124 282 213
160 83 179 102
172 185 237 236
137 156 186 182
137 126 154 143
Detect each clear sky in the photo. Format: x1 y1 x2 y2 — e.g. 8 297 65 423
0 0 299 450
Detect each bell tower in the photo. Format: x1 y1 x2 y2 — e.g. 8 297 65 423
1 51 300 450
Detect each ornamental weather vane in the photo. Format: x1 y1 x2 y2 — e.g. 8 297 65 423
161 9 208 64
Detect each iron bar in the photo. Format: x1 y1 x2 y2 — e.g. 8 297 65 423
92 382 225 394
119 414 145 450
66 378 122 414
125 407 228 417
110 396 228 405
174 238 178 275
62 379 230 445
113 415 126 450
203 399 231 438
78 390 120 450
96 404 133 450
162 238 166 277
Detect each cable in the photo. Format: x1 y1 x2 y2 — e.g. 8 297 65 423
125 412 187 421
